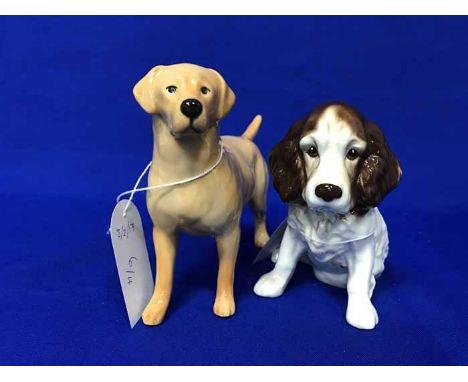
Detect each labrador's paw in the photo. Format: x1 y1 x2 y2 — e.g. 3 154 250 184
254 271 288 298
346 296 379 330
142 297 169 326
254 229 270 248
213 294 236 318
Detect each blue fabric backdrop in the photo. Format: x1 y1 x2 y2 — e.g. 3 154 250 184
1 16 467 365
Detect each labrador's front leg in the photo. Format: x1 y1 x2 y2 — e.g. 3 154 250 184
142 227 178 326
254 226 306 297
214 225 241 317
345 237 378 330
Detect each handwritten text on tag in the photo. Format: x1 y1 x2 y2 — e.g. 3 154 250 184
110 200 154 328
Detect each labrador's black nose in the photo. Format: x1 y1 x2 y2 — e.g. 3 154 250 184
180 98 203 119
315 183 343 202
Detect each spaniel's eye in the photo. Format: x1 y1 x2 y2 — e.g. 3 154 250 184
306 146 319 158
166 85 177 93
346 148 360 160
201 86 211 95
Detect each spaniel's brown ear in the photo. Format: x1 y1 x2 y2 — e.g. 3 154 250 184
269 118 307 203
353 120 402 214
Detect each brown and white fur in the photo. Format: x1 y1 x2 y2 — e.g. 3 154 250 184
254 102 401 329
133 63 269 325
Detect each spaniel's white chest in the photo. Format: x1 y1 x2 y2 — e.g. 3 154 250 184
303 239 350 265
287 204 388 271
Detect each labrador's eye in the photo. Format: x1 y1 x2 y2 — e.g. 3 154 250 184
306 146 319 158
166 85 177 93
346 148 360 160
201 86 211 95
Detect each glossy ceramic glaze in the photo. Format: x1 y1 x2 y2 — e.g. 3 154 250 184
254 103 401 330
133 63 270 325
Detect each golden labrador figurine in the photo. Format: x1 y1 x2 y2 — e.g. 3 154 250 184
133 63 270 325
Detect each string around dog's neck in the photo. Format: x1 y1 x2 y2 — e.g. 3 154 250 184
116 139 225 217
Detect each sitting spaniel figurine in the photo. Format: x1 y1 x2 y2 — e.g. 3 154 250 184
254 102 401 330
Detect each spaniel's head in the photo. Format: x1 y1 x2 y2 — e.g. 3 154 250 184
269 102 402 215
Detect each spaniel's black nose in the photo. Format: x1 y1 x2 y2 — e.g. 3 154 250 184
181 99 203 119
315 183 343 202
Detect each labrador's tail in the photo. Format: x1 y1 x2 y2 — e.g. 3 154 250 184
242 115 262 141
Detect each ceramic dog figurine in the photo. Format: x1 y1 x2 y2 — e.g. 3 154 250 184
133 63 269 325
254 102 401 330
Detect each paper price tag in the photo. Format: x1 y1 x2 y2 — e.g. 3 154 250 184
110 200 154 328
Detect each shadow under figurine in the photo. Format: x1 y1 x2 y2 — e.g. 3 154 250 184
254 102 401 330
133 63 270 325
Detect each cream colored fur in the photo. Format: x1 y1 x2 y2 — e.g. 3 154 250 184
133 63 269 325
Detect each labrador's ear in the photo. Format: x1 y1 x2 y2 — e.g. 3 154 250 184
210 69 236 120
269 118 308 203
353 120 402 214
133 65 164 114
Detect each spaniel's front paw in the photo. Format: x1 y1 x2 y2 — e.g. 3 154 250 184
346 296 379 330
254 271 288 297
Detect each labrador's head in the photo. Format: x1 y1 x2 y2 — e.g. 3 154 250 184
133 63 235 137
